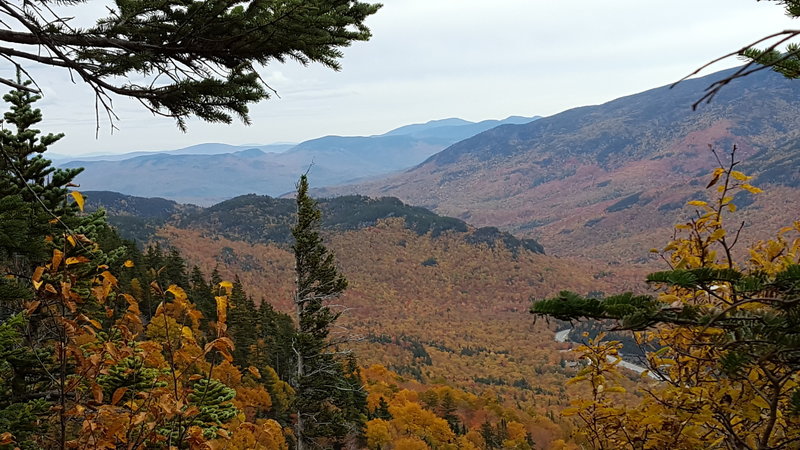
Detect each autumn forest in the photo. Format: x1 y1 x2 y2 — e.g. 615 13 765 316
2 1 800 450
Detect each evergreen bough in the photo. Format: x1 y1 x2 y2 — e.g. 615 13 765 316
0 1 382 129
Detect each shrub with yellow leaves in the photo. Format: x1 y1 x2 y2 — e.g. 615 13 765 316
532 147 800 449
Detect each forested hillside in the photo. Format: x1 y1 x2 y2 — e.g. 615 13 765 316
85 191 545 255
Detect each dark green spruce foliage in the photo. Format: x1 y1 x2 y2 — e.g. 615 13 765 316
741 0 800 79
255 301 295 383
0 81 118 299
0 1 381 129
188 266 216 329
531 264 800 413
0 80 81 268
0 313 51 449
158 378 238 442
291 175 366 448
228 277 258 366
98 356 167 401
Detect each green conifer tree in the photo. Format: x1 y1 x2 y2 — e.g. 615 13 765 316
290 175 366 449
228 276 257 367
188 266 215 332
0 77 82 272
257 300 295 381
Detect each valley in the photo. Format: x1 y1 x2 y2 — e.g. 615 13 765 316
5 59 800 449
71 63 800 447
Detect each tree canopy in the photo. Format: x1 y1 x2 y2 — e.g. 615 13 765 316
0 0 381 129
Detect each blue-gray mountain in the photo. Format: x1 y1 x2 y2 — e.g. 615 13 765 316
60 116 538 205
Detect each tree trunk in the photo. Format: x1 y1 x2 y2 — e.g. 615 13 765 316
294 296 306 450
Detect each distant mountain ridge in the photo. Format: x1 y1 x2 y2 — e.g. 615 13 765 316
61 116 539 204
50 142 296 162
317 66 800 263
85 190 544 255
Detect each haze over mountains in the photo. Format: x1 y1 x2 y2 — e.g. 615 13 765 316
61 115 538 205
68 66 800 264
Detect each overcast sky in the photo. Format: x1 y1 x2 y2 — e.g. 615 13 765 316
17 1 800 155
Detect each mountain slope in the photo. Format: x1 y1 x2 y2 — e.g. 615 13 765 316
318 67 800 262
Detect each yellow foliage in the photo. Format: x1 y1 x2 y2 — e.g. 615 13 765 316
145 313 182 349
365 419 393 449
563 162 800 449
455 433 481 450
222 420 287 449
393 437 430 450
214 360 243 387
391 389 420 406
388 402 455 447
234 387 272 422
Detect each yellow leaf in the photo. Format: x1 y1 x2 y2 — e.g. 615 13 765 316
216 296 228 326
52 249 63 271
730 170 752 181
640 414 661 426
111 387 128 406
32 266 44 283
728 203 737 212
123 259 135 268
709 229 726 242
219 280 233 295
65 256 90 265
248 366 261 379
32 280 43 290
660 294 681 303
66 235 76 247
687 200 707 207
70 191 85 212
741 184 763 194
181 326 193 340
0 431 14 445
166 285 187 301
100 271 118 287
751 396 770 409
24 300 41 315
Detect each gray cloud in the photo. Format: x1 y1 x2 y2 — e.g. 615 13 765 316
18 0 798 155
